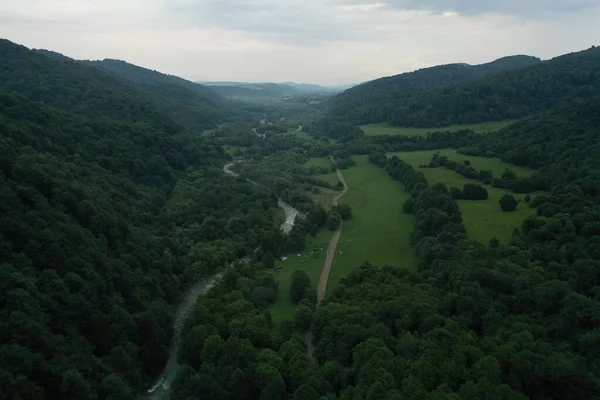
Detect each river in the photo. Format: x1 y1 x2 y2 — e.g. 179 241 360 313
147 161 301 399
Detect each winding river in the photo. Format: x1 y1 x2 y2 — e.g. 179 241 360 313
147 161 302 399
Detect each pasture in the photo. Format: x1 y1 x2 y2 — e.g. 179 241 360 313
328 155 416 292
268 230 334 325
389 150 539 245
361 121 515 137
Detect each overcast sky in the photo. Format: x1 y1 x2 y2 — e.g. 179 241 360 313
1 0 599 85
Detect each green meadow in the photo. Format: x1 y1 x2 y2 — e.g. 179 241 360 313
389 150 539 245
329 156 416 292
361 121 515 137
268 230 333 326
269 155 416 322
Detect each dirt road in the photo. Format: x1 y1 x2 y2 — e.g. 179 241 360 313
306 156 348 360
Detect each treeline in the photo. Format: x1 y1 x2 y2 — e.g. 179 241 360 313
427 153 547 193
325 45 600 127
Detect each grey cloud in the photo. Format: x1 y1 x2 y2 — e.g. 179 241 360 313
358 0 598 15
163 0 408 45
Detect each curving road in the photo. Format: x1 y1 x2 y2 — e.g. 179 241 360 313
306 156 349 360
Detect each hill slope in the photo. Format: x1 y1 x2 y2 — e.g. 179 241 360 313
84 59 234 130
328 47 600 127
328 55 541 123
0 40 180 132
0 39 281 399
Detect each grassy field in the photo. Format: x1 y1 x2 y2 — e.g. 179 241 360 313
389 150 539 245
268 230 333 326
269 156 416 323
361 121 515 137
389 149 535 178
328 156 415 292
307 187 339 208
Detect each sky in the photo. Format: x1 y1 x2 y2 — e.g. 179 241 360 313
1 0 599 85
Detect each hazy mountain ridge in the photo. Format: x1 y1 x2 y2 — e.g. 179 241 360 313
198 80 344 100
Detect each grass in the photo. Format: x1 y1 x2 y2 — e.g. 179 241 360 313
268 229 334 326
389 149 540 245
328 156 415 292
268 156 416 323
361 121 515 137
307 187 339 208
388 149 535 178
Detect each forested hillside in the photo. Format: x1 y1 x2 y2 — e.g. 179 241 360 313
0 39 284 399
83 59 234 131
327 55 540 123
327 46 600 127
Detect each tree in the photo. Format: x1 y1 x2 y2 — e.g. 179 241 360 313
293 384 320 400
461 184 488 200
327 212 342 231
499 194 518 212
331 204 352 220
290 270 311 304
402 198 415 213
450 187 463 199
294 305 313 331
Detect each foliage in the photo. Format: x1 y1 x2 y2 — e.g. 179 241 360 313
0 40 283 399
327 212 342 231
328 55 540 125
326 46 600 128
331 204 352 220
290 270 312 304
85 58 237 131
499 194 518 211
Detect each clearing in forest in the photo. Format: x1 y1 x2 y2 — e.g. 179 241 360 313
328 155 416 292
389 149 541 245
361 121 515 137
269 230 334 325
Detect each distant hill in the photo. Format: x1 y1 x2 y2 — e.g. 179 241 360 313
199 81 340 100
0 40 180 132
84 59 234 130
327 55 542 124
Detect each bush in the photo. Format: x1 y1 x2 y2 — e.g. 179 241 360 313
327 212 342 230
461 184 489 200
450 187 463 199
499 194 518 212
290 270 311 304
331 204 352 219
402 198 415 213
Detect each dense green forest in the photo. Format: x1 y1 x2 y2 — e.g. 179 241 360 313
328 55 540 123
326 46 600 127
3 36 600 400
0 40 285 399
84 59 235 131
